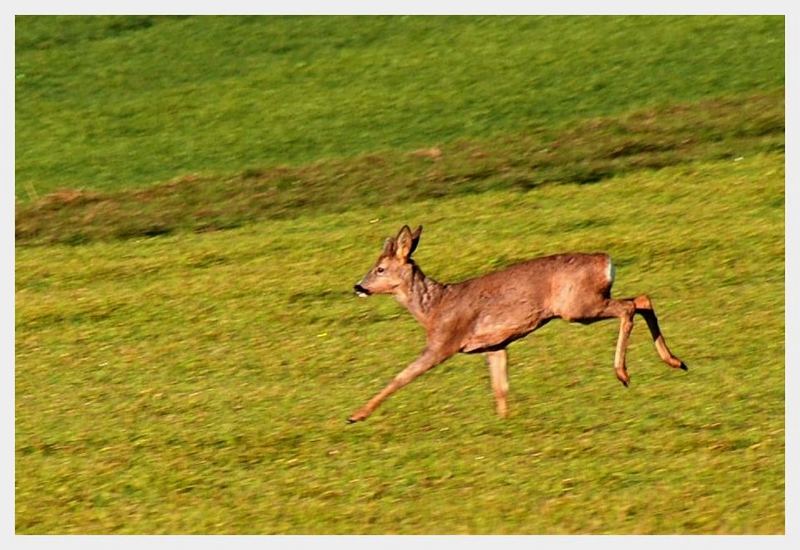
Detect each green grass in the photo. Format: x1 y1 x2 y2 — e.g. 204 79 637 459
15 15 784 198
15 153 784 534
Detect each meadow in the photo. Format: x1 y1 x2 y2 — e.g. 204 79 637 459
15 16 784 534
16 15 783 198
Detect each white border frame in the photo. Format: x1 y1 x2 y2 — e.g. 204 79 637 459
6 3 794 548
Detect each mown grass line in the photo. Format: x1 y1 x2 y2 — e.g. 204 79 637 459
15 89 784 246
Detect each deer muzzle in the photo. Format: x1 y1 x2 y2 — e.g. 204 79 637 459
353 284 371 298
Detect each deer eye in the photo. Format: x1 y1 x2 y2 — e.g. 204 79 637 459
376 267 385 274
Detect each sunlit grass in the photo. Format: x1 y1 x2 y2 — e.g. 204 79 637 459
15 154 784 533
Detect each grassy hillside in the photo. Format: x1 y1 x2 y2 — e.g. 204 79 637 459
15 15 784 198
15 153 784 533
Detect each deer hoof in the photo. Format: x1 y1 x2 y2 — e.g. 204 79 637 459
679 362 689 371
347 411 367 423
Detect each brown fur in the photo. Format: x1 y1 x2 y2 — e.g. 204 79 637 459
349 225 687 423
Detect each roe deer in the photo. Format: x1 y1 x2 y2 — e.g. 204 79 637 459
349 225 687 423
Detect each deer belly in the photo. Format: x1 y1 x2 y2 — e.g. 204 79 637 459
460 310 547 353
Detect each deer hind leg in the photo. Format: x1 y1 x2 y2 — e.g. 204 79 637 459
632 294 688 371
607 300 636 386
574 298 636 386
485 349 509 418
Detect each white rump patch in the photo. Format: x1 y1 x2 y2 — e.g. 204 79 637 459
606 257 616 285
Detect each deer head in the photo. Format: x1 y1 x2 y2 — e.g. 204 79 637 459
354 225 422 297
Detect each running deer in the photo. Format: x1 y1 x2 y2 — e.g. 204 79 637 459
349 225 687 423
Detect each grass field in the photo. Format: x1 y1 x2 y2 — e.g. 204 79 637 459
15 15 783 198
15 16 784 534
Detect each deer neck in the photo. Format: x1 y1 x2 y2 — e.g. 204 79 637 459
394 263 446 325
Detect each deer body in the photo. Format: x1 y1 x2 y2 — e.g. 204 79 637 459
349 225 687 423
429 253 613 353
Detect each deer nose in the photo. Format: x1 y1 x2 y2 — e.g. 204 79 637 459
354 284 371 297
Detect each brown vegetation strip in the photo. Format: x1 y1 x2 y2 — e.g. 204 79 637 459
16 90 784 246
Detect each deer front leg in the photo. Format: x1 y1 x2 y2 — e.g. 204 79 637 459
347 347 449 423
486 349 509 418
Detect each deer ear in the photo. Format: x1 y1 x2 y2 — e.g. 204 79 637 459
382 237 396 256
395 225 414 260
409 225 423 256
